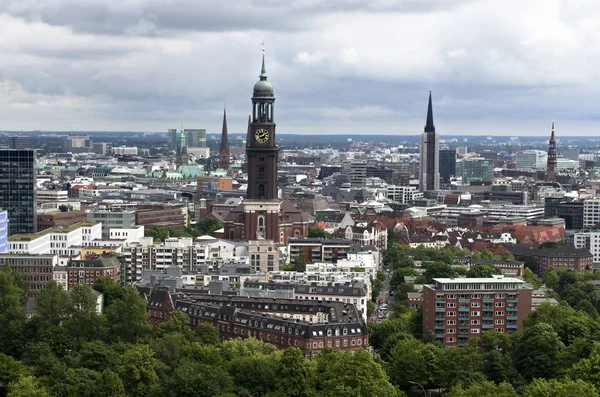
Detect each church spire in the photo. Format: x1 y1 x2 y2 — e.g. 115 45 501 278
546 121 558 182
425 90 435 133
550 121 555 143
220 106 228 152
218 106 230 170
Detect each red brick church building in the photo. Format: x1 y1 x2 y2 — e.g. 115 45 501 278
222 53 309 243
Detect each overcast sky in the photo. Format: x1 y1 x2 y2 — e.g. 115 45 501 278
1 0 599 136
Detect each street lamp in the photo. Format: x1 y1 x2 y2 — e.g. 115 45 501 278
409 381 426 397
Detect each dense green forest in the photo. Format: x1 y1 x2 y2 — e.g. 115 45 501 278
0 267 400 397
3 242 600 396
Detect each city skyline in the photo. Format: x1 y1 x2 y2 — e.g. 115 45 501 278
1 1 600 135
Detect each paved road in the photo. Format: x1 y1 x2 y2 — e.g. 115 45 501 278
370 270 395 323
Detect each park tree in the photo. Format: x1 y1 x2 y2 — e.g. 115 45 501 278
423 261 458 283
195 217 224 237
315 349 403 397
308 228 331 239
6 376 49 397
164 359 233 397
513 323 566 381
105 286 151 343
64 285 107 342
275 348 316 397
448 381 518 397
522 268 541 289
194 323 221 346
35 281 69 329
466 264 500 278
0 267 27 357
91 276 123 308
117 345 160 397
389 337 442 390
567 342 600 389
0 354 32 397
523 378 598 397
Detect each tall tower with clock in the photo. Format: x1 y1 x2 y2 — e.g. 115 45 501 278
222 50 309 244
247 54 278 200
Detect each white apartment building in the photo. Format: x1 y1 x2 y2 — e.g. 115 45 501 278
344 225 388 250
574 232 600 263
36 190 69 202
248 240 279 273
584 199 600 228
112 146 138 156
386 185 423 204
515 150 548 170
9 222 102 256
122 236 249 283
109 226 145 244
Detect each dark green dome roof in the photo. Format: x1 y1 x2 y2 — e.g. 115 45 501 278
253 54 274 98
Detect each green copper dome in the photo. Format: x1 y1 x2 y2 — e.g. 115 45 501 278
253 54 274 98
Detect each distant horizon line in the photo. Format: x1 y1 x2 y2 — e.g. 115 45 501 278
1 130 598 138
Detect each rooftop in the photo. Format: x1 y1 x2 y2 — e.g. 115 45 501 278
9 221 99 241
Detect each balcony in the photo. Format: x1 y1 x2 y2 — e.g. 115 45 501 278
436 333 445 339
435 307 445 313
507 299 518 304
507 306 517 312
482 316 493 321
458 307 469 313
458 299 469 304
482 324 493 329
435 325 445 331
483 299 493 303
458 334 469 339
436 299 445 304
507 315 518 321
507 324 518 329
458 325 469 330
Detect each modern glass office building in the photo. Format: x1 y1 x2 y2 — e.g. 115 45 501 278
0 150 37 236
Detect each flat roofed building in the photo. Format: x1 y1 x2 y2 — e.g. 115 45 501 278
423 276 533 347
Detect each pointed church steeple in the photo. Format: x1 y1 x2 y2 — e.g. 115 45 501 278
425 90 435 133
550 121 556 143
218 106 230 170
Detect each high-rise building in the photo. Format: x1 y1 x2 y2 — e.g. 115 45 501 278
219 107 230 169
168 128 178 149
422 276 533 347
185 129 207 148
439 149 457 184
546 122 558 182
462 158 494 185
64 134 91 153
419 91 439 191
0 210 8 253
9 136 31 150
0 150 37 235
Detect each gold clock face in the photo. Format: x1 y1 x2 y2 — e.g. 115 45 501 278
255 128 269 144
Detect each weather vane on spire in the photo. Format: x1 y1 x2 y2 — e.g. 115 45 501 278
260 40 265 53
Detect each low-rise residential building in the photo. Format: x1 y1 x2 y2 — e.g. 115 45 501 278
506 244 593 276
67 255 121 289
141 290 368 358
0 254 58 298
422 276 533 347
288 238 352 264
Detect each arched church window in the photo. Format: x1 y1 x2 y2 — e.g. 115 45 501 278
259 166 265 175
229 230 235 240
280 231 285 243
258 216 265 228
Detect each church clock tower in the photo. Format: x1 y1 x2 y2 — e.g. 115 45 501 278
222 50 309 244
247 54 278 200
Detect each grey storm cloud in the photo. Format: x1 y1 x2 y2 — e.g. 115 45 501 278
0 0 599 135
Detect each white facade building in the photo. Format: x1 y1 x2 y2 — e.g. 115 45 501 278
515 150 548 170
112 146 138 156
584 199 600 228
574 232 600 263
9 222 102 256
386 185 423 204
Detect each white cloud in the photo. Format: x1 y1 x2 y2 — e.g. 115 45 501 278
0 0 599 135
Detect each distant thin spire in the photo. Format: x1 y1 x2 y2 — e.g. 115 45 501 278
220 106 228 152
425 90 435 133
260 54 267 80
550 120 555 142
